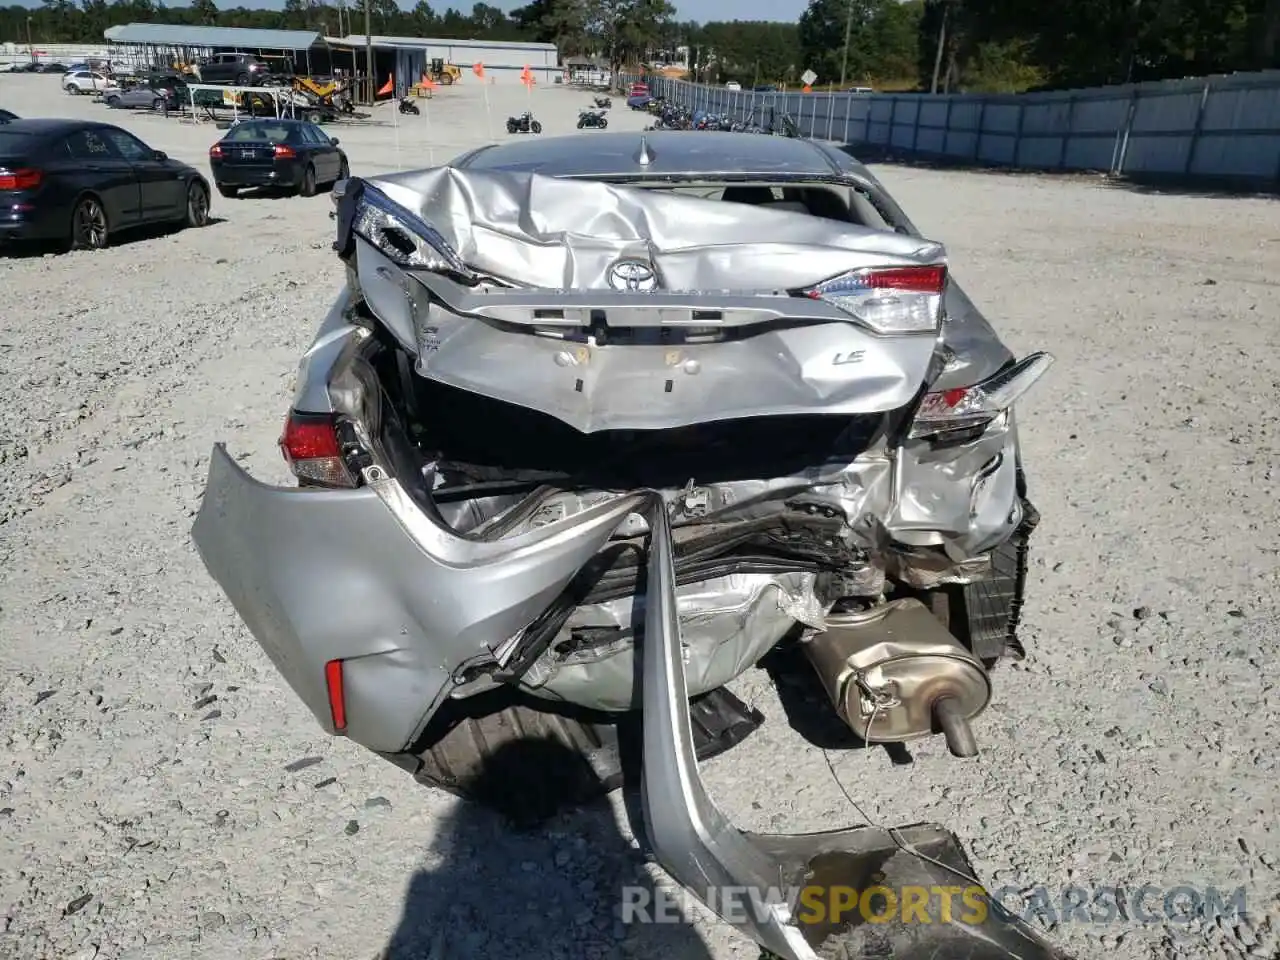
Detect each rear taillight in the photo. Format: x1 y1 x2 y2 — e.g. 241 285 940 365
803 264 946 335
0 168 43 190
324 659 347 733
279 410 357 487
909 352 1055 441
274 144 296 158
208 143 222 158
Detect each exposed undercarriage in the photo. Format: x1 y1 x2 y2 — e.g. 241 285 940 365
329 310 1040 806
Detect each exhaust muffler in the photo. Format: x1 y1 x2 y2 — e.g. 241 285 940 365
802 598 990 757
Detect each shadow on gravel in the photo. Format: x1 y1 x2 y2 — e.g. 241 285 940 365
379 738 715 960
839 143 1280 200
0 216 230 258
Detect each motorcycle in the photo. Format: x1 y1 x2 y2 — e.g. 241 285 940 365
506 110 542 134
593 95 611 108
397 96 420 116
577 108 608 129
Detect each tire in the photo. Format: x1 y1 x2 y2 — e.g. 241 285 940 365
506 122 516 134
599 118 607 128
401 686 762 825
69 196 109 251
217 184 239 199
440 74 453 85
105 95 119 107
151 98 164 111
299 164 316 198
305 110 321 123
235 73 248 86
577 118 585 129
531 121 542 134
184 181 210 228
336 157 349 182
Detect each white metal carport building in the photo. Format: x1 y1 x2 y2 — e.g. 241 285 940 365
103 23 323 74
332 34 559 91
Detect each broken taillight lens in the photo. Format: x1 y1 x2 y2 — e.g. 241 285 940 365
208 143 223 158
279 410 357 487
909 352 1055 440
803 264 946 335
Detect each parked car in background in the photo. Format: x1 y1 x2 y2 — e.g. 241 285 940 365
0 118 211 251
105 81 183 112
208 118 347 198
36 62 68 74
63 70 117 95
725 80 741 90
193 53 271 86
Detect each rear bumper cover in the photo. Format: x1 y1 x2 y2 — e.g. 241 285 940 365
638 496 1071 959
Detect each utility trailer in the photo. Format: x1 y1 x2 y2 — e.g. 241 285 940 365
182 82 368 125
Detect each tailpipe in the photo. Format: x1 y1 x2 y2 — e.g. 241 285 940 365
802 598 990 757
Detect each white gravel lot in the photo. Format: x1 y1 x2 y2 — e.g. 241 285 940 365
2 71 1279 960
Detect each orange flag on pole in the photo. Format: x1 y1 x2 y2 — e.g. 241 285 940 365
378 73 393 95
472 62 484 79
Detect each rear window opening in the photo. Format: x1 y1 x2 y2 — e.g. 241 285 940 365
224 123 293 143
621 180 895 232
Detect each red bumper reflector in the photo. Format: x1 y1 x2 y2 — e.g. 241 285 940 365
324 659 347 732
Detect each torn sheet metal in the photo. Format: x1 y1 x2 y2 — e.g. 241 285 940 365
522 572 819 711
362 166 945 291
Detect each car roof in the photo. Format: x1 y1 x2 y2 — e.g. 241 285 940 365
0 118 116 138
455 130 865 180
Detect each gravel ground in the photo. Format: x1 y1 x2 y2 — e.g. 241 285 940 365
1 73 1278 960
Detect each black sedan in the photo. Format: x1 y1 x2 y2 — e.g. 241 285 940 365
208 118 348 198
0 119 211 251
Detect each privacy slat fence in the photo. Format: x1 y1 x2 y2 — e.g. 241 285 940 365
624 70 1280 184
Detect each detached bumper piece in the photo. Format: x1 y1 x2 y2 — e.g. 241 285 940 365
639 497 1073 960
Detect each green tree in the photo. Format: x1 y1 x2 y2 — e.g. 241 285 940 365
189 0 216 24
799 0 921 86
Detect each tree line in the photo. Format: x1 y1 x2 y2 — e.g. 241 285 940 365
5 0 1278 92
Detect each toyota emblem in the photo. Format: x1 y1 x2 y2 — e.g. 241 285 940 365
608 259 658 291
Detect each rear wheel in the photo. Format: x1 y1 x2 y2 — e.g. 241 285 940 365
151 97 165 111
299 164 316 197
217 184 239 199
184 181 210 228
531 120 543 134
235 72 248 86
400 687 763 825
105 95 119 107
70 197 108 251
598 117 607 128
